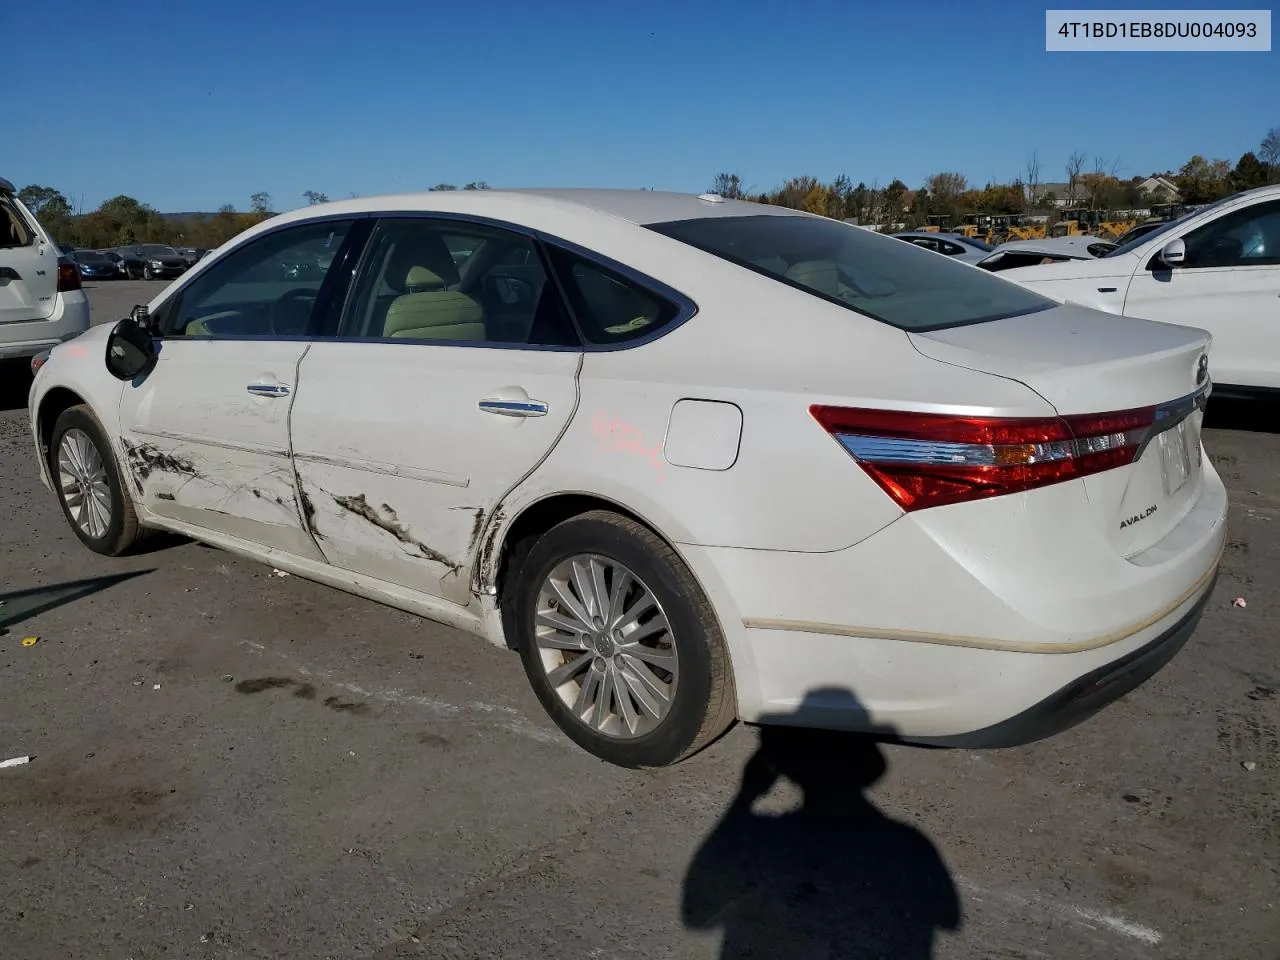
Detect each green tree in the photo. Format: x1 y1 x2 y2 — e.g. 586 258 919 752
709 172 746 199
302 190 329 205
884 179 909 219
429 183 458 192
1232 152 1268 191
463 181 490 190
1176 156 1233 204
17 185 72 219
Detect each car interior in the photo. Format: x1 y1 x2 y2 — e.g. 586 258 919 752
0 200 33 248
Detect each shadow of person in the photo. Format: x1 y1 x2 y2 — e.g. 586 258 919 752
682 688 960 959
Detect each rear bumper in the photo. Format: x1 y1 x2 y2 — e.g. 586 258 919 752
678 461 1227 740
0 292 91 360
915 571 1215 747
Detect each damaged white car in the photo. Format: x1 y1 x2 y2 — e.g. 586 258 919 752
975 235 1116 272
29 189 1225 767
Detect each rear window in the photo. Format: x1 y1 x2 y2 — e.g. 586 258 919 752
647 215 1054 331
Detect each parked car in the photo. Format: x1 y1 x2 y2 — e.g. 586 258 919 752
101 250 127 273
1112 220 1170 246
890 232 994 264
28 189 1225 767
992 184 1280 394
117 243 190 280
69 248 125 280
975 235 1117 272
0 176 90 362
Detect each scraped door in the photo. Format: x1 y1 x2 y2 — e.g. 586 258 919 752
288 216 584 607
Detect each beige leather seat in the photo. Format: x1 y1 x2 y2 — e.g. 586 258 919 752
783 260 842 297
380 234 486 341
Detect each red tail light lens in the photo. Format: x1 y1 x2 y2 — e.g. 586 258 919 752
810 404 1157 512
57 261 82 292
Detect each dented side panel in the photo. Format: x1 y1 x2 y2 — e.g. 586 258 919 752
116 339 324 561
289 341 582 608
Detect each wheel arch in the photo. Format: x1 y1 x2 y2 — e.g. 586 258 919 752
36 386 90 465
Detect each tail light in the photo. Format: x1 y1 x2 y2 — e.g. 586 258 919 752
810 404 1157 512
57 261 82 292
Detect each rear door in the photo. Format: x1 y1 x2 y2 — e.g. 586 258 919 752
289 215 583 606
118 217 361 557
1124 197 1280 390
0 187 59 324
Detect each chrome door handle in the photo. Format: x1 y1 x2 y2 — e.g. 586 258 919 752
478 398 548 418
247 383 291 398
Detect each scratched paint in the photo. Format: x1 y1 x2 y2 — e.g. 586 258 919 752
590 411 665 479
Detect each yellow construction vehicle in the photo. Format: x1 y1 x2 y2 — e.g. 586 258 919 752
1052 208 1140 241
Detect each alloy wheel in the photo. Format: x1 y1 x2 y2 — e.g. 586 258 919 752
533 554 678 738
57 428 113 539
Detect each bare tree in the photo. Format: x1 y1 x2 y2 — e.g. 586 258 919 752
709 172 747 199
302 190 329 205
1065 151 1086 205
1024 149 1042 207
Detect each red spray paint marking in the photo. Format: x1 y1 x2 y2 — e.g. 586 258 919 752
591 411 665 479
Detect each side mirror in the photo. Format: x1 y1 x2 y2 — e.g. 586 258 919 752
1158 238 1186 267
105 315 156 380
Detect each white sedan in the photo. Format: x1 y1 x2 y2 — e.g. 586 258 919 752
28 189 1226 767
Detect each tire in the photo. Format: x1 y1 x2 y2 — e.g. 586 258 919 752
143 265 153 281
510 510 736 767
49 405 142 556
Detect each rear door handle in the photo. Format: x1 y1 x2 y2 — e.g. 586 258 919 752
247 382 291 398
479 397 548 418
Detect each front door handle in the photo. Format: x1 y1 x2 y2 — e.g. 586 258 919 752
479 397 548 418
247 382 291 398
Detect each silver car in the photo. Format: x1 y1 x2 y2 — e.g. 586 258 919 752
890 231 994 264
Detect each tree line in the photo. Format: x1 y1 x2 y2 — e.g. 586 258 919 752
709 126 1280 228
14 184 491 251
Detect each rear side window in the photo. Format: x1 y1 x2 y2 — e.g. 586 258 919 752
0 198 34 248
545 247 681 345
648 214 1054 331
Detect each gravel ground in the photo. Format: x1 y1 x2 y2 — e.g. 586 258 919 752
0 280 1275 959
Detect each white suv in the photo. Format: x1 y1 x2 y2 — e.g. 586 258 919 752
0 176 91 362
992 184 1280 396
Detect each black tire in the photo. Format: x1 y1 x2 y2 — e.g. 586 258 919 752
49 405 142 556
143 265 153 281
510 510 737 767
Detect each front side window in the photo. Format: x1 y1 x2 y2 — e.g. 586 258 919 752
1182 200 1280 268
341 218 578 346
161 220 353 338
649 214 1054 331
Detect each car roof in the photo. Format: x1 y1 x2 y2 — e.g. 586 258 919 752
269 188 809 230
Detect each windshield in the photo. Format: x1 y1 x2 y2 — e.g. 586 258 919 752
647 214 1055 331
73 250 108 262
959 236 995 251
140 244 179 257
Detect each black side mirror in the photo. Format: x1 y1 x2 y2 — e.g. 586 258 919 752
105 311 157 381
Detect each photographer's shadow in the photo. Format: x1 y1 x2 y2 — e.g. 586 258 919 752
683 688 960 959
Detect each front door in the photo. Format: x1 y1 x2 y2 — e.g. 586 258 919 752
1125 198 1280 390
289 216 584 606
117 217 360 557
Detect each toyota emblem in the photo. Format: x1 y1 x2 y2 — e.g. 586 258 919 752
1196 354 1208 385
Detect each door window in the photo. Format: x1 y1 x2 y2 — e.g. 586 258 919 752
159 220 354 338
1182 200 1280 268
0 198 35 248
545 246 683 345
341 218 579 346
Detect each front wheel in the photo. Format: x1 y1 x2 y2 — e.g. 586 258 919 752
50 405 143 556
511 510 736 767
143 265 153 280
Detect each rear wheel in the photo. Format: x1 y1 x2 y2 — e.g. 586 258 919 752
143 265 153 280
511 510 736 767
50 405 142 556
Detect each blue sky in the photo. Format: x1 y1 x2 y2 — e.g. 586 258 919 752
8 0 1276 212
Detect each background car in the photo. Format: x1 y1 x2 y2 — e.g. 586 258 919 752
990 183 1280 394
0 175 91 362
117 242 191 280
974 235 1117 272
68 248 125 280
28 189 1224 768
890 231 994 263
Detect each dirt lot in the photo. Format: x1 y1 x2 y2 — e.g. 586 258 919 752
0 280 1276 959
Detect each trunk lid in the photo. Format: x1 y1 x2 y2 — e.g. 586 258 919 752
909 303 1212 558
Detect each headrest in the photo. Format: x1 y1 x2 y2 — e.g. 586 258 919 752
384 232 460 293
405 266 446 291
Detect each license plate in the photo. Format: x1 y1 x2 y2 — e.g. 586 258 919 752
1159 415 1200 496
